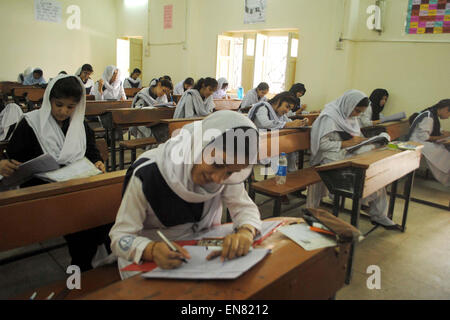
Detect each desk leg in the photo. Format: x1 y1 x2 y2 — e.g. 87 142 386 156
346 196 361 285
388 180 398 220
401 171 415 232
273 198 282 217
110 128 116 172
333 194 340 217
298 150 304 170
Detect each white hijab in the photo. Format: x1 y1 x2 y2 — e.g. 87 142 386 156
310 89 366 164
247 101 285 126
241 88 265 108
24 74 87 165
23 68 46 85
138 110 258 203
0 103 23 141
213 77 228 99
174 80 185 95
17 67 33 83
101 65 122 96
173 89 215 118
131 87 158 108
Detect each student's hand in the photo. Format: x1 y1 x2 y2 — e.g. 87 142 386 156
145 241 191 269
372 120 381 125
300 104 307 111
95 161 106 173
342 136 367 148
285 119 305 128
98 79 104 93
0 159 21 177
206 227 254 262
120 96 126 101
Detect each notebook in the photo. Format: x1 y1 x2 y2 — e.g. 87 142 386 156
379 112 406 124
142 245 270 280
345 133 390 153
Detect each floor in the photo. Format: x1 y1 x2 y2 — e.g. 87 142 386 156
0 149 449 300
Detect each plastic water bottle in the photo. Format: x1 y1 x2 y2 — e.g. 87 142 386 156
237 86 244 99
276 153 288 185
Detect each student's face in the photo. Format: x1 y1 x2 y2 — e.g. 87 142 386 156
257 89 269 98
296 91 305 98
184 84 193 91
275 101 293 116
437 106 450 120
154 84 171 97
380 96 388 107
349 106 368 117
33 72 41 79
222 83 229 90
132 73 141 80
200 86 217 99
80 71 92 81
110 70 118 84
50 97 78 123
191 151 249 186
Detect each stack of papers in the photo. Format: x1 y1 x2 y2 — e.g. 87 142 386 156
35 157 101 182
142 245 270 280
278 223 337 251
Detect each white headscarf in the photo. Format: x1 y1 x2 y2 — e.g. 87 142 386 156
0 103 23 141
17 67 33 83
247 101 285 127
101 65 122 97
213 77 228 99
173 89 215 118
138 110 258 203
310 89 366 164
241 88 266 108
23 68 46 85
24 74 87 165
174 80 185 95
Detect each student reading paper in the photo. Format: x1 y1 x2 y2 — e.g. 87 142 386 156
239 82 269 111
407 99 450 187
3 74 110 271
91 65 126 101
173 77 194 95
123 68 143 89
173 77 218 119
213 77 229 99
75 64 95 95
307 89 400 229
287 83 308 116
359 88 389 128
23 67 46 86
110 111 262 279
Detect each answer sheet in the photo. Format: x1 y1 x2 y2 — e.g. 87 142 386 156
278 223 337 251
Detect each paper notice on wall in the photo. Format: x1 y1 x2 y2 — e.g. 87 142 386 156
244 0 266 24
34 0 62 23
164 4 173 29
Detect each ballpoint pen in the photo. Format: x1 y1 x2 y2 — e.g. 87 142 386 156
156 230 188 263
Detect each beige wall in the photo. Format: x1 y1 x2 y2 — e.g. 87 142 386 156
0 0 117 82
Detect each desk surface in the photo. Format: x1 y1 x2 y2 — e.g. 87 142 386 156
82 217 350 300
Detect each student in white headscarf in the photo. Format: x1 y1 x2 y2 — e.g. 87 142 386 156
23 68 47 86
129 78 174 139
4 75 110 271
240 82 269 111
174 77 195 95
407 99 450 187
213 77 229 99
91 65 126 101
17 67 34 84
75 64 95 95
358 89 389 128
110 110 262 279
124 68 143 89
306 89 399 229
0 103 23 141
173 77 218 119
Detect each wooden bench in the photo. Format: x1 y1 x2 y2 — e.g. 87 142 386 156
85 100 132 117
124 87 142 98
0 170 127 300
158 117 205 140
118 137 158 169
361 119 410 141
0 82 21 103
11 86 43 111
213 99 242 111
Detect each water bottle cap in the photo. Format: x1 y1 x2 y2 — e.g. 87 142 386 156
281 152 286 156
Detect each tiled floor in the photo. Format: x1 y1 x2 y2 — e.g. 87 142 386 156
0 154 449 300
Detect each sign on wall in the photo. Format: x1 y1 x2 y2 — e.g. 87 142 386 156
244 0 266 24
164 4 173 29
34 0 62 23
405 0 450 34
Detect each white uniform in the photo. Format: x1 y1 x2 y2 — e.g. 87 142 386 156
173 89 215 119
123 77 142 89
240 88 267 110
91 66 127 101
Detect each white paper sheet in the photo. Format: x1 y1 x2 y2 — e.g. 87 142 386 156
379 112 406 124
345 132 390 153
34 0 62 23
278 223 337 251
142 245 270 280
34 157 101 182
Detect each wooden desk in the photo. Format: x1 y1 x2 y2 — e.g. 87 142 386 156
289 112 321 125
316 144 423 283
361 120 410 141
81 217 350 300
85 100 132 117
159 117 205 139
0 81 21 96
214 99 242 111
99 108 175 170
124 87 142 98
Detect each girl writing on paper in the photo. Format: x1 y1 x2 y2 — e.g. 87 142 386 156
110 111 263 279
407 99 450 187
213 77 230 99
306 89 399 229
173 77 218 119
174 77 195 95
23 68 47 86
359 89 389 128
91 65 127 101
75 64 95 95
287 83 308 116
239 82 269 111
4 75 110 271
124 68 143 89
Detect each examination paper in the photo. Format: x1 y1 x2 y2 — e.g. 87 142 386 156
278 223 337 251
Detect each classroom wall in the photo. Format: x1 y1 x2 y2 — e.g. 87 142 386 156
0 0 117 82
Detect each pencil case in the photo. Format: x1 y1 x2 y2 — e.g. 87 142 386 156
301 208 361 243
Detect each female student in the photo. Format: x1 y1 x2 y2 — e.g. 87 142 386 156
75 64 95 95
130 78 174 139
307 89 399 229
247 92 308 173
359 88 389 128
23 68 46 86
213 77 229 99
240 82 269 110
91 65 126 101
173 77 218 119
5 74 110 270
0 103 23 141
124 68 143 89
407 99 450 187
17 67 33 84
109 110 262 279
287 83 307 116
174 77 195 95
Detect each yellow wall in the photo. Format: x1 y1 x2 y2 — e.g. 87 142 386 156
0 0 117 82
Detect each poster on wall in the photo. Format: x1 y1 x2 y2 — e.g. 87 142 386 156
244 0 266 24
34 0 62 23
164 5 173 29
405 0 450 34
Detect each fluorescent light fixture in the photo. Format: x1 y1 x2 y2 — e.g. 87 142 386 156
124 0 147 7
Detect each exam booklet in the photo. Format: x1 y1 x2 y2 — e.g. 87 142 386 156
34 157 101 182
379 112 406 124
345 132 390 153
